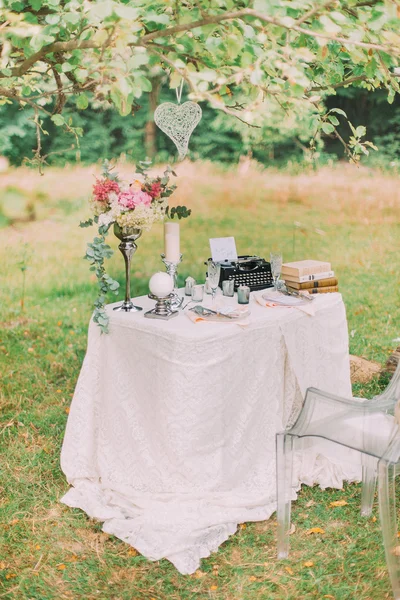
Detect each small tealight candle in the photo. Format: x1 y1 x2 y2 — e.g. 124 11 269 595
149 272 174 298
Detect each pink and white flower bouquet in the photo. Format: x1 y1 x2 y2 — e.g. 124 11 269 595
90 161 179 231
80 160 190 332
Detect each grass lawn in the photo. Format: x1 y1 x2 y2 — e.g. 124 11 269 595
0 161 399 599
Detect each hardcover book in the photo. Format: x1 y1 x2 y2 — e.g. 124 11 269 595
281 260 331 277
287 285 339 294
282 270 335 283
285 277 338 290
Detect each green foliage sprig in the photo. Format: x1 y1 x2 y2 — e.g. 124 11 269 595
80 222 118 333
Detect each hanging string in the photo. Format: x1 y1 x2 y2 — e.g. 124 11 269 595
175 78 184 104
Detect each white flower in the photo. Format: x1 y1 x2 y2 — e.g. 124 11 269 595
132 173 145 183
98 212 115 227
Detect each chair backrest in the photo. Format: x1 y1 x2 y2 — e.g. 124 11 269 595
383 360 400 423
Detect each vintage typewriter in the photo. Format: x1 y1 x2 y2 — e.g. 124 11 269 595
207 256 274 292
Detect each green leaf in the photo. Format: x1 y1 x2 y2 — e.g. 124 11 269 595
30 33 55 52
51 114 65 126
61 63 73 73
144 11 170 25
328 115 339 126
64 12 81 25
136 75 152 92
355 125 366 138
114 5 139 19
321 122 335 134
45 14 60 25
76 93 89 110
29 0 42 10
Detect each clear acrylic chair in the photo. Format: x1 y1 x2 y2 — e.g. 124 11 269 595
276 361 400 599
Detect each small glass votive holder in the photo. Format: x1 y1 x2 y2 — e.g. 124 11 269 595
185 276 196 296
237 285 250 304
191 284 204 302
222 279 235 297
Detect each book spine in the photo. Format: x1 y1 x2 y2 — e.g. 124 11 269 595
305 285 339 294
298 277 338 290
282 263 331 277
283 270 335 283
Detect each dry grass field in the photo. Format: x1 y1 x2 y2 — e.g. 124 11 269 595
0 161 399 599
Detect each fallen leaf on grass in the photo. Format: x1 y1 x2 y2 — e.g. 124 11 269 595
193 570 206 579
9 518 19 525
285 566 294 575
323 596 335 599
127 548 137 556
65 407 70 415
303 561 314 567
210 585 218 591
392 546 400 557
5 574 16 579
329 500 348 507
306 527 325 535
288 523 296 535
57 564 66 570
239 523 246 530
249 575 257 582
35 545 41 550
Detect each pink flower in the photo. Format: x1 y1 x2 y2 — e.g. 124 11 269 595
118 190 152 209
148 182 162 199
93 178 120 203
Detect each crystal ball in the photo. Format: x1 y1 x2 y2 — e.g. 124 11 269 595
149 272 174 298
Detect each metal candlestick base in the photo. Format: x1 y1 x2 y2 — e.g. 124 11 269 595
144 293 179 320
161 253 183 309
113 299 143 312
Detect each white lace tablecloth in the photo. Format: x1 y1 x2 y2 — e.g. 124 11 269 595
60 291 361 574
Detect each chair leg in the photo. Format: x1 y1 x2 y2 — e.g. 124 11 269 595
361 462 377 516
276 433 294 559
378 460 400 600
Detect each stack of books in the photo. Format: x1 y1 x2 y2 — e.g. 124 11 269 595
281 260 338 294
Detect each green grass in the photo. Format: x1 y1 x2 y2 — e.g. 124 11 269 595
0 162 399 599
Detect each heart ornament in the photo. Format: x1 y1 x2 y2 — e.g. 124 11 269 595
154 101 202 160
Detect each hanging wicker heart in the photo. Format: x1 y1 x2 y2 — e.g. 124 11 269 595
154 101 202 160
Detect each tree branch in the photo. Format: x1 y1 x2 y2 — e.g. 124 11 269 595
310 74 370 91
2 5 398 84
295 0 335 26
8 39 101 78
141 8 398 55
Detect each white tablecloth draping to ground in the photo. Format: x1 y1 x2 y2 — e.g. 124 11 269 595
60 291 361 574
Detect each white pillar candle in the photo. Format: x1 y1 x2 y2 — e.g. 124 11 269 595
164 222 180 262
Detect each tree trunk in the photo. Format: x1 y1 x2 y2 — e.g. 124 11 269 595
145 77 161 159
